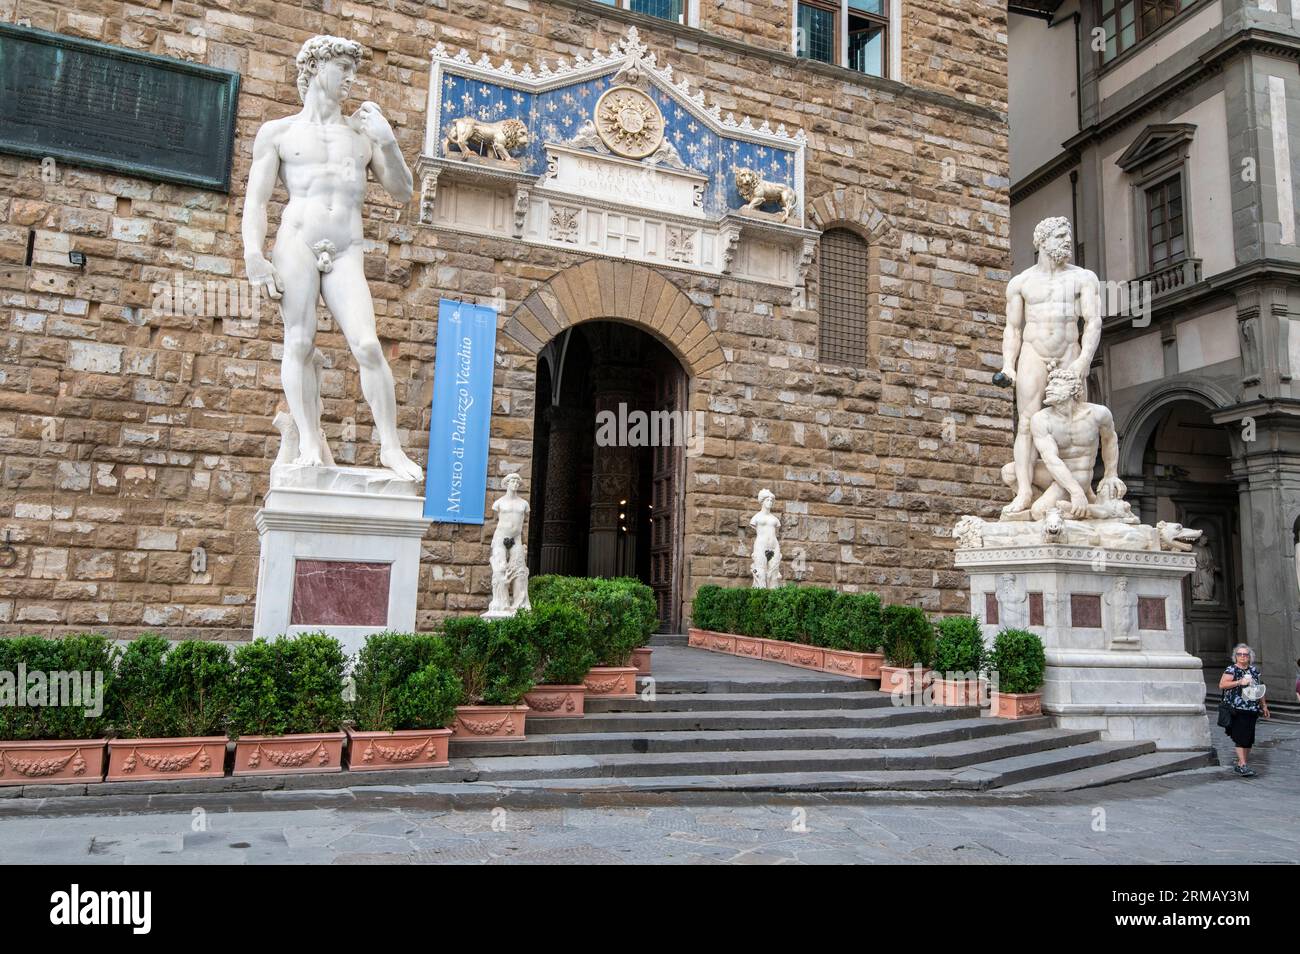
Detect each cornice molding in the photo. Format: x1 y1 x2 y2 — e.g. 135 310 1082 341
1009 147 1081 203
1068 28 1300 150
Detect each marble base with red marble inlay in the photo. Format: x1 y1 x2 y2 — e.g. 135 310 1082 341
253 463 431 652
291 560 391 627
955 543 1210 751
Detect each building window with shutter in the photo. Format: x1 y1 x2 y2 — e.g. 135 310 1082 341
1145 175 1185 270
818 228 869 366
1097 0 1197 64
594 0 688 24
795 0 890 78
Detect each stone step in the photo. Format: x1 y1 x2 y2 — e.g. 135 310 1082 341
994 749 1217 793
474 769 970 793
525 704 973 735
460 728 1100 781
639 675 876 695
585 690 890 713
450 715 1053 757
953 739 1158 788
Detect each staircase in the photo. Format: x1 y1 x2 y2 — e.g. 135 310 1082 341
446 638 1212 794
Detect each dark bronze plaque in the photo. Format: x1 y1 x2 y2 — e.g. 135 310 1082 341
0 24 239 191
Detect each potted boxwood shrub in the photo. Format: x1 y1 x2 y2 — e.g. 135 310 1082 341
932 616 987 706
688 584 732 649
821 593 885 678
584 578 654 698
0 634 115 786
765 586 826 669
442 616 537 739
107 636 232 782
879 605 935 697
229 633 348 776
518 604 593 718
348 632 461 770
688 584 723 648
985 628 1046 719
620 578 658 675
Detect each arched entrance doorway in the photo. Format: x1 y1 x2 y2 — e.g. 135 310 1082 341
1124 396 1242 684
528 321 688 631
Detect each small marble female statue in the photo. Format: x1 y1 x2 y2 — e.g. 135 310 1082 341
484 473 532 618
749 488 782 589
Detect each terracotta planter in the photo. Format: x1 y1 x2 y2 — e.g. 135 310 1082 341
687 628 710 648
582 666 638 699
761 638 792 663
822 649 884 679
106 736 227 782
232 731 346 776
703 632 735 654
935 678 987 707
787 644 825 671
991 691 1043 719
346 727 452 770
878 666 931 697
0 739 105 786
523 684 586 718
732 634 765 660
631 647 653 675
451 704 528 740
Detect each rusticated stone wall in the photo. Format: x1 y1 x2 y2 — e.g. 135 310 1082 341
0 0 1013 638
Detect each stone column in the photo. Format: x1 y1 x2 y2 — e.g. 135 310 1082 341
539 405 584 577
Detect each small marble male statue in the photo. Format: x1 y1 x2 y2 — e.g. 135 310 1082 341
242 35 423 482
1106 577 1138 648
995 572 1028 629
1008 364 1130 521
484 473 531 618
997 217 1102 517
750 488 782 589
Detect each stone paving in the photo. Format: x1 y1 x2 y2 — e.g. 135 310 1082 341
1 720 1295 864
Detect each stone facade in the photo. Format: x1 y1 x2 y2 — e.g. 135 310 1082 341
0 0 1012 639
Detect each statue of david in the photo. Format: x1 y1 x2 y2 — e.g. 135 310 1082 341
241 36 423 482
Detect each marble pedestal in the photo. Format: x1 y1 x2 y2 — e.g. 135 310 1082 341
955 544 1212 751
253 465 431 656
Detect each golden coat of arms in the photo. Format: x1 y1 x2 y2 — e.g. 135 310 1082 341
593 86 665 159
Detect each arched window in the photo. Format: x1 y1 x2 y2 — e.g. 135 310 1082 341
818 228 869 366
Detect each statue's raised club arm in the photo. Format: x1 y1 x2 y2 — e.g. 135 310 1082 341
241 35 423 482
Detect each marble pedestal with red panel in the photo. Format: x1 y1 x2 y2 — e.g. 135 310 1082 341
253 464 431 655
955 544 1211 752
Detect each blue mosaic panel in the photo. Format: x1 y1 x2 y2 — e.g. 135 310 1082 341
436 68 797 218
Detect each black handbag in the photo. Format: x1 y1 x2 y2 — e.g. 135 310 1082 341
1217 697 1234 728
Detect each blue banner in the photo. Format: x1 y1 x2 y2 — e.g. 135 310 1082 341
423 299 498 523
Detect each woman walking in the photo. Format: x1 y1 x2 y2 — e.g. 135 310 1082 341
1219 644 1271 777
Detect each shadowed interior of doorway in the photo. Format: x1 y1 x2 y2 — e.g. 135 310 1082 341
528 321 687 631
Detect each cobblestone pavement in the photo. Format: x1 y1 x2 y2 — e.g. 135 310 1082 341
1 722 1295 864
